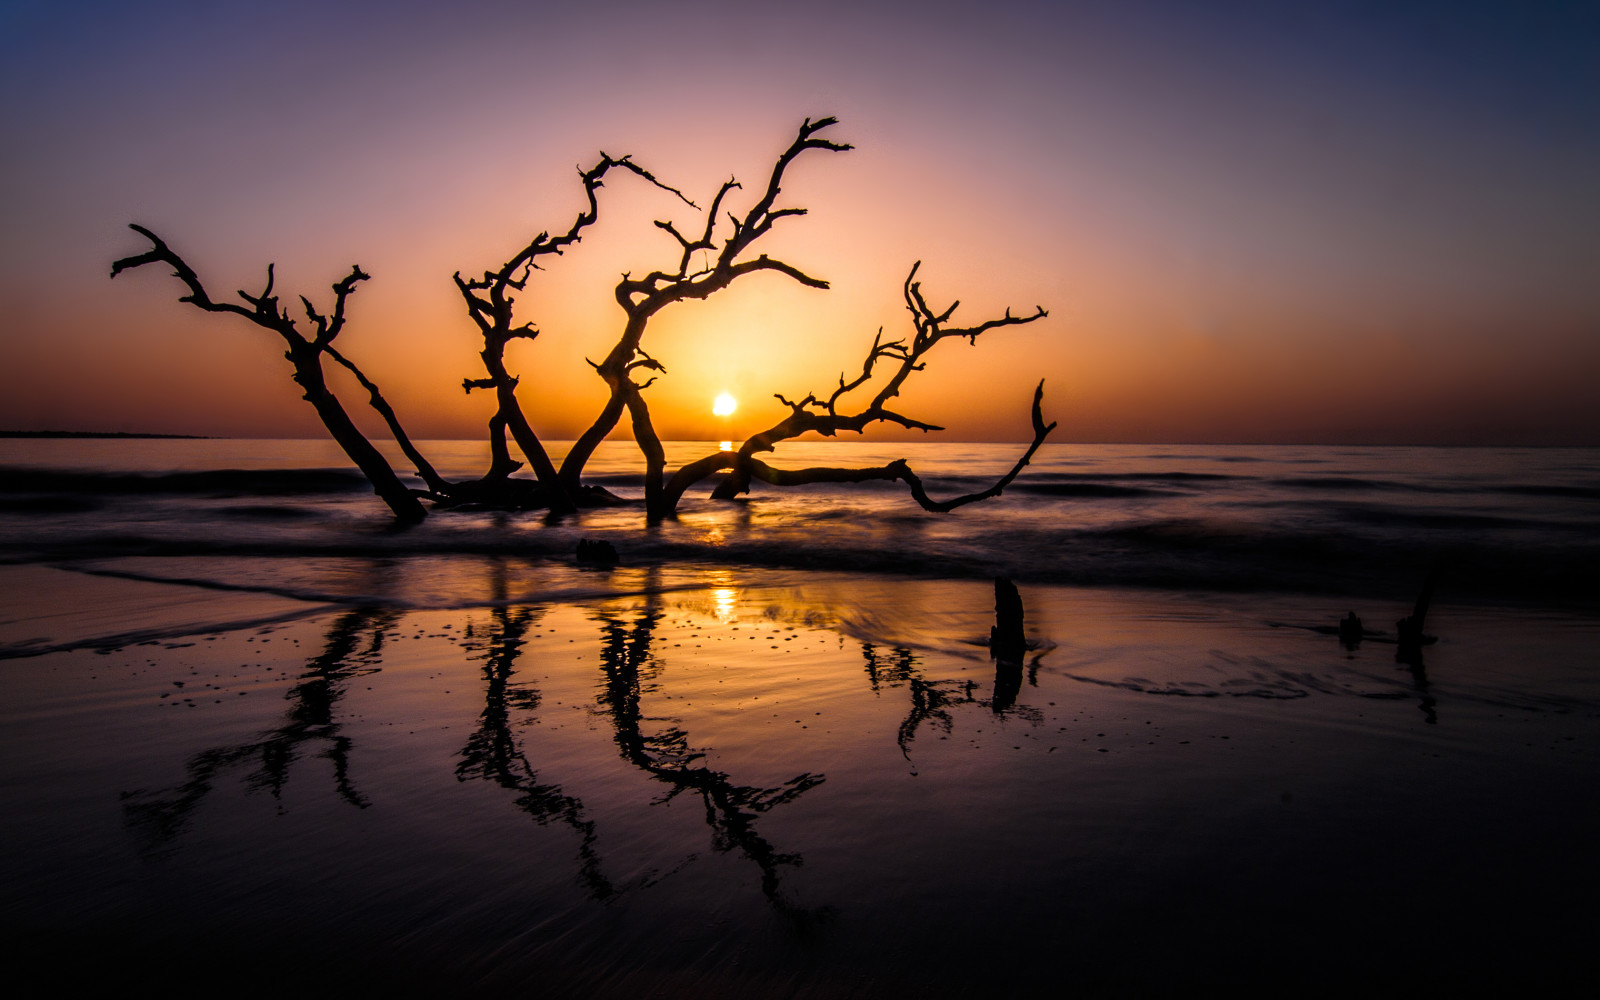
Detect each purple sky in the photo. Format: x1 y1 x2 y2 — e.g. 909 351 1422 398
3 0 1597 444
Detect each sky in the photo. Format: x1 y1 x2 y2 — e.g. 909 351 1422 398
2 0 1597 445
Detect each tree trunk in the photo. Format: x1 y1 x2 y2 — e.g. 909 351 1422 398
484 412 523 481
325 346 450 494
990 577 1026 660
625 389 667 520
499 381 570 510
710 457 752 499
477 344 571 511
290 349 427 522
560 313 650 491
560 390 625 492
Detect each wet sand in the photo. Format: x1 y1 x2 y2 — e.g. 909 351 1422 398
2 559 1596 995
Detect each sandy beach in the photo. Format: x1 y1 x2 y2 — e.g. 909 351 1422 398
3 552 1596 996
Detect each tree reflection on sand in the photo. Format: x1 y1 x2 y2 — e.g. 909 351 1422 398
124 565 833 918
455 559 614 899
1396 641 1439 725
590 585 829 921
121 606 395 847
864 642 966 759
861 641 1043 764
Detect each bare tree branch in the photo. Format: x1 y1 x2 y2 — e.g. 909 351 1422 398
887 380 1057 512
451 153 694 507
713 381 1056 513
563 118 853 514
323 344 450 493
687 262 1048 505
111 225 426 522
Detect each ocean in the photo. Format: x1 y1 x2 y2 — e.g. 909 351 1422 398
1 439 1596 994
3 438 1597 610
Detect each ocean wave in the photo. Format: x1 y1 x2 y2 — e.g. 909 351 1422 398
1327 503 1580 532
1011 483 1171 498
4 445 1598 607
0 495 104 513
6 514 1592 607
1499 484 1600 500
0 468 370 496
216 504 324 520
1018 471 1244 483
1272 476 1444 492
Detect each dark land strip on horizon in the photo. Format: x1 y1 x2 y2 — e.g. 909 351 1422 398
0 431 209 439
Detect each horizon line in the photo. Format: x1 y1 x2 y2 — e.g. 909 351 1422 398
4 431 1597 450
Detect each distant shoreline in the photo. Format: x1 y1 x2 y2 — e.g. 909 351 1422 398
0 431 209 439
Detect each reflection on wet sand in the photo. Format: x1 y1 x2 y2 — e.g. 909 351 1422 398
28 562 1587 995
122 606 395 846
864 642 965 759
861 638 1043 765
591 571 828 920
456 559 613 898
119 563 1511 944
124 561 833 918
1397 640 1438 726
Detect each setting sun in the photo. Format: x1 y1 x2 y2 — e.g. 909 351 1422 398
712 393 738 417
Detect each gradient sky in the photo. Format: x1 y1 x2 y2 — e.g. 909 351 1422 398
2 0 1597 445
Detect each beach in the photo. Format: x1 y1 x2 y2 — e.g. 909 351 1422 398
2 441 1597 995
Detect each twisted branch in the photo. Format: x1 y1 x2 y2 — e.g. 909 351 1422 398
111 225 426 521
562 118 853 514
728 381 1055 512
452 153 695 502
671 262 1048 507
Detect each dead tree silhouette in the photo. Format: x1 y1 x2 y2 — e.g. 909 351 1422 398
112 117 1055 523
450 156 694 515
110 234 430 521
666 265 1054 517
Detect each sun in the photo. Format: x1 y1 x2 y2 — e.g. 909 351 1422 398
712 392 738 416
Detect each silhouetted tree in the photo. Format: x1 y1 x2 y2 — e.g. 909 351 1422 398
559 116 850 518
450 155 693 514
666 262 1053 518
112 117 1055 523
110 235 430 521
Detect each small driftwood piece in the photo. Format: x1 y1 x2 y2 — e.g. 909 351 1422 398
990 577 1027 661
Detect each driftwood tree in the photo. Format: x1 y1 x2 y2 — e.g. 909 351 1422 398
556 117 851 517
110 231 430 521
111 117 1056 524
660 261 1054 517
451 155 694 514
110 155 686 518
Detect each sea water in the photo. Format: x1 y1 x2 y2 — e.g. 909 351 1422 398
2 439 1596 606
